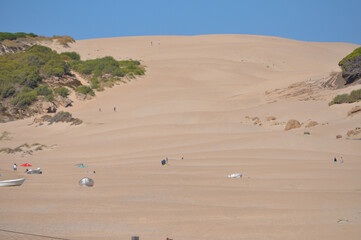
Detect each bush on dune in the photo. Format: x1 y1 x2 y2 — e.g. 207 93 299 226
10 91 37 108
60 52 80 61
329 89 361 105
76 85 94 96
54 87 69 98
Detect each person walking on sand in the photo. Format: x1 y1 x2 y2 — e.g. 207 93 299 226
340 156 344 163
13 163 17 171
114 106 116 112
334 157 337 163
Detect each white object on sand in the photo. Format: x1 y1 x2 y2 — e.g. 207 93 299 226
228 173 242 178
79 177 94 187
0 178 26 187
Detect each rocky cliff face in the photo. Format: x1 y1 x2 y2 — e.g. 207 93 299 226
340 55 361 85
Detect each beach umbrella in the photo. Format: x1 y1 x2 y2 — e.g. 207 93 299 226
21 163 32 167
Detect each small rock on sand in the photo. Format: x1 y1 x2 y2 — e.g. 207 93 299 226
306 121 318 128
285 119 301 131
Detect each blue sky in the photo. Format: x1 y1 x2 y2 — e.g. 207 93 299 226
1 0 360 44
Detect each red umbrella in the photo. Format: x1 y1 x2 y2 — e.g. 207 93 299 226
21 163 32 167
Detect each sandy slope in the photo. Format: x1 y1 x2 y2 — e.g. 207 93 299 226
0 35 360 240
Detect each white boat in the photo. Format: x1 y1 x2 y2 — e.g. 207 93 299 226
228 173 242 178
0 178 26 187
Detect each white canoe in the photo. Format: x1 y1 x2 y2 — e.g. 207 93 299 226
0 178 26 187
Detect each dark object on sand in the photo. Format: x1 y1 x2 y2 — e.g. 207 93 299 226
79 177 94 187
161 160 166 165
26 168 42 174
131 236 139 240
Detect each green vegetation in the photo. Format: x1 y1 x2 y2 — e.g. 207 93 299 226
60 52 80 61
10 90 37 108
36 85 54 101
54 87 69 98
0 45 70 108
76 85 94 96
71 56 144 89
339 47 361 66
1 37 145 112
0 45 70 92
329 89 361 105
0 32 38 41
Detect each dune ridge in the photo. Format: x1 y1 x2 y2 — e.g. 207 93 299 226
0 35 360 240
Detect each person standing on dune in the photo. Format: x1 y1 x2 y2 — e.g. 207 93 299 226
13 163 17 171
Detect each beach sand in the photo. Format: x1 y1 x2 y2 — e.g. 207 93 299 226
0 35 360 240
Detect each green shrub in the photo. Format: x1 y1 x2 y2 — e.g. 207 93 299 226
21 86 33 93
90 77 100 89
36 85 52 96
42 58 70 77
0 85 15 98
329 89 361 105
76 85 94 96
60 52 80 61
10 91 37 108
45 93 54 101
54 87 69 97
350 89 361 101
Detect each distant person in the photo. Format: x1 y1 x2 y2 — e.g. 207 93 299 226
150 41 153 46
340 157 344 163
114 107 116 112
334 157 337 163
13 163 17 171
158 40 160 45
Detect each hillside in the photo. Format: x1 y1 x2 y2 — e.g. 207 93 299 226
0 35 360 240
0 43 145 122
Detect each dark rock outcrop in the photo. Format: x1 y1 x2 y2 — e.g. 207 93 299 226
339 55 361 85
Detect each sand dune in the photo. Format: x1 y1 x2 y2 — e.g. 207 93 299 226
0 35 360 240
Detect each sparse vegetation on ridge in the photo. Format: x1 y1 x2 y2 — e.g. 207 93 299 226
339 47 361 67
70 56 145 90
0 32 38 41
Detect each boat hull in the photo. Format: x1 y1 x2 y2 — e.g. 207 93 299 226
0 178 26 187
